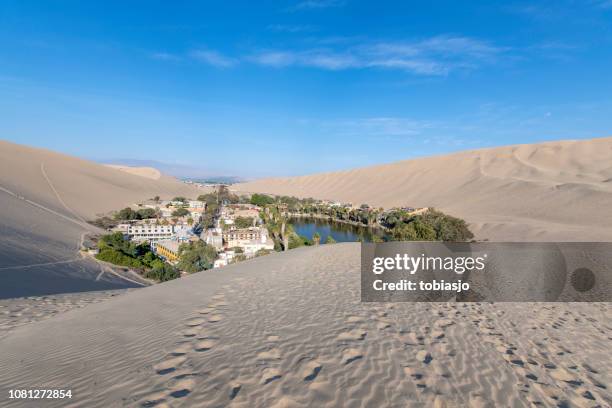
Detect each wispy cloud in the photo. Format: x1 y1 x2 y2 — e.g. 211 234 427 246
150 52 181 61
190 49 237 67
289 0 346 11
267 24 317 33
596 0 612 8
151 35 508 75
249 35 503 75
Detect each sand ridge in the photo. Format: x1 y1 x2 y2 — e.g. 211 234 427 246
236 137 612 241
0 140 207 298
105 164 162 180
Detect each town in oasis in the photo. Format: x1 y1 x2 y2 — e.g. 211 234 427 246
86 183 470 283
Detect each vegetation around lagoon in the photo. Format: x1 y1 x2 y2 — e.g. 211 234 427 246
253 193 474 248
95 232 179 282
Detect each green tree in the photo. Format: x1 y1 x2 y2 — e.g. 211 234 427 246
372 235 385 243
324 235 337 244
250 193 275 207
234 216 254 228
177 241 217 273
115 207 138 220
145 262 180 282
137 208 158 219
172 208 190 217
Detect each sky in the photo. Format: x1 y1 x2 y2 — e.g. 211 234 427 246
1 1 612 179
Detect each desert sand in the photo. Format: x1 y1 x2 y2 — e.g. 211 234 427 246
105 164 163 180
236 137 612 241
0 289 131 339
0 140 205 298
1 139 611 407
0 244 610 407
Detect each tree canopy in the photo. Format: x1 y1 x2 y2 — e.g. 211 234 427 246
177 241 217 273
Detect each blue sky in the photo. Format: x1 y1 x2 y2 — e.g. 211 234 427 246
1 0 612 178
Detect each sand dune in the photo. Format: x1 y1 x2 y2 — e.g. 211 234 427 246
0 244 609 407
105 164 162 180
237 137 612 241
0 140 205 298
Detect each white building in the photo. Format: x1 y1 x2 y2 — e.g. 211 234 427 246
188 200 206 209
213 250 236 268
222 226 274 255
117 223 175 242
202 228 223 250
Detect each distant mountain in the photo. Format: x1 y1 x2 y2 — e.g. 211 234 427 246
100 158 218 179
182 176 245 185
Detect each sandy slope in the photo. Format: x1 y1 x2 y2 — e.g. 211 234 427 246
236 137 612 241
105 164 162 180
0 140 205 298
0 244 609 407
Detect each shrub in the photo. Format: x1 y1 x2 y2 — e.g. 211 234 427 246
250 193 275 207
234 216 254 228
177 241 217 273
145 263 180 282
324 235 337 244
172 208 190 217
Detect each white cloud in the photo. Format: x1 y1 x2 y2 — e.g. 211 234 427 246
150 52 180 61
249 35 502 75
290 0 346 11
267 24 317 33
190 49 237 68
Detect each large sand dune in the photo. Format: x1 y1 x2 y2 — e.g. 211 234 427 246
0 244 609 407
237 137 612 241
104 164 162 180
0 140 205 298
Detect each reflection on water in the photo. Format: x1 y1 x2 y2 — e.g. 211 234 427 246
290 217 388 243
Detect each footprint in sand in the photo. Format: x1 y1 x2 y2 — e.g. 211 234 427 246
181 328 199 337
261 367 282 384
207 314 223 323
194 339 217 352
257 348 281 360
171 343 193 356
154 356 187 375
337 329 367 341
185 317 206 327
196 328 212 339
229 382 242 400
434 318 454 329
398 331 420 346
416 350 433 364
302 360 322 381
168 378 195 398
139 390 167 406
342 348 363 365
430 329 445 340
197 307 214 315
403 366 425 382
376 319 392 330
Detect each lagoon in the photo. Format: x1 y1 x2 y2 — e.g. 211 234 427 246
290 217 387 243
